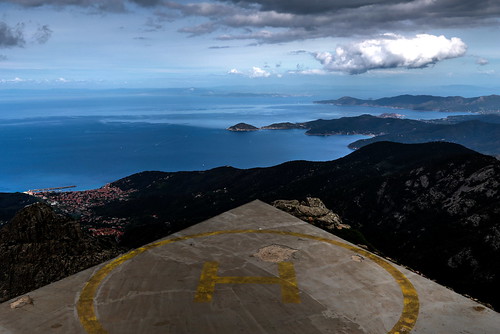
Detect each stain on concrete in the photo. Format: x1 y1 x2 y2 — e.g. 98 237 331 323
253 244 298 263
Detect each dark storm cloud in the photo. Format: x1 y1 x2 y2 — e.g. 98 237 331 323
0 22 24 47
164 0 500 43
0 0 162 10
220 0 403 15
220 0 500 20
130 0 161 6
2 0 499 44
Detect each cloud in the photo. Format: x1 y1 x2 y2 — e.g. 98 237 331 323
2 0 498 46
164 1 238 17
130 0 161 6
476 57 489 66
0 21 54 49
228 68 242 75
209 45 230 49
249 66 270 78
33 24 52 44
228 67 272 78
0 22 25 48
163 0 500 43
178 22 217 36
312 34 467 74
1 0 127 12
219 0 404 15
289 50 308 55
292 69 328 75
0 77 27 83
0 0 165 12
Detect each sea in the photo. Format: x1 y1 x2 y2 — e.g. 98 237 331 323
0 89 470 192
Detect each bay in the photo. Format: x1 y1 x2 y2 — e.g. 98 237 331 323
0 89 470 192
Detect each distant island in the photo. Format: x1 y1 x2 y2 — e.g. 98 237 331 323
227 123 259 131
315 94 500 114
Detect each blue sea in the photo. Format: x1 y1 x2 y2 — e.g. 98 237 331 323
0 89 470 192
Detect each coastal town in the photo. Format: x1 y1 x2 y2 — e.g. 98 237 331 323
29 184 136 239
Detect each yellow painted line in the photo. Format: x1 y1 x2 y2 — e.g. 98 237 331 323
194 261 300 303
278 261 301 304
77 229 419 334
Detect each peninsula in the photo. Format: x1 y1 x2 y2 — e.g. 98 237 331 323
229 113 500 157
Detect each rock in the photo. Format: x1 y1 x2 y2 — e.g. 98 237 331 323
272 197 349 230
9 295 33 309
227 123 259 131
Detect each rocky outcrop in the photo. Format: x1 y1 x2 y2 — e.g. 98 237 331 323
227 123 259 131
0 203 122 303
272 197 349 231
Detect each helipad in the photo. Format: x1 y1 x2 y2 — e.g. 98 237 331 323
1 200 499 333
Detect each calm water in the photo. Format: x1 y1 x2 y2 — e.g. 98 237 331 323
0 89 470 192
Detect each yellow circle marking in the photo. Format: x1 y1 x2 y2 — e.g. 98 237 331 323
77 230 419 334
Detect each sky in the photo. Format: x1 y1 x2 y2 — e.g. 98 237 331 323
0 0 499 97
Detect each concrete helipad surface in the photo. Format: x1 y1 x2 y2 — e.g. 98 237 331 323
1 200 499 334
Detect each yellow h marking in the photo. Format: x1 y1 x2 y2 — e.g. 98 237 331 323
194 261 301 303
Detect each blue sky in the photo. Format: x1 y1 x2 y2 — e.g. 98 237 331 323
0 0 499 97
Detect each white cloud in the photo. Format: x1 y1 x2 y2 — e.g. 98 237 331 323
476 57 489 66
249 66 271 78
313 34 467 74
227 66 272 78
290 69 329 76
0 77 27 83
228 68 242 75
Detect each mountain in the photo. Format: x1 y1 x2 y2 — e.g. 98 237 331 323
316 94 500 113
